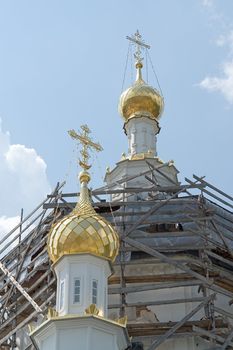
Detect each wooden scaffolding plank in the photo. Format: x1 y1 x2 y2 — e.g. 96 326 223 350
147 294 215 350
123 237 233 299
0 292 55 346
193 326 233 347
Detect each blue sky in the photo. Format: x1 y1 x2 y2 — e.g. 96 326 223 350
0 0 233 223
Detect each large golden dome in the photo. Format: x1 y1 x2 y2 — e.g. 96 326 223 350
119 62 164 123
48 171 119 264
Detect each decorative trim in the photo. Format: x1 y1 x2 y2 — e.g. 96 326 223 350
116 315 128 326
47 307 58 319
85 303 100 316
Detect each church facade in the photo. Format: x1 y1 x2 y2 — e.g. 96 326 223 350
0 32 233 350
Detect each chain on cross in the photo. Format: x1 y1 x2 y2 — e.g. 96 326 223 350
68 125 103 171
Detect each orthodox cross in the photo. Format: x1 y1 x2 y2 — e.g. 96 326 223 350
126 30 150 64
68 125 103 171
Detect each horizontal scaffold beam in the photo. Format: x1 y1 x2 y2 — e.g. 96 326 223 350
0 174 233 345
127 318 228 337
123 237 233 299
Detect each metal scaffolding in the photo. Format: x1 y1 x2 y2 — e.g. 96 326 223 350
0 169 233 349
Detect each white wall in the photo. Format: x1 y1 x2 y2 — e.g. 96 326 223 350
125 117 159 157
31 316 129 350
54 254 111 317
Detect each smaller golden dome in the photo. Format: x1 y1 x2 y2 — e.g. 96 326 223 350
48 171 119 264
119 62 164 123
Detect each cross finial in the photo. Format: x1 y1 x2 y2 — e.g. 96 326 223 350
126 30 150 64
68 125 103 172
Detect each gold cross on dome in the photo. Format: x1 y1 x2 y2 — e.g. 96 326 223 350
68 125 103 171
126 30 150 64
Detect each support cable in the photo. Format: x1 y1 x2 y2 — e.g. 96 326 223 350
92 151 117 228
121 42 131 93
130 43 133 85
60 145 76 186
147 50 163 97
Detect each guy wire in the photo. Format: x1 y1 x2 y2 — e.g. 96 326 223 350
92 151 117 229
130 43 133 84
121 42 131 93
147 50 164 97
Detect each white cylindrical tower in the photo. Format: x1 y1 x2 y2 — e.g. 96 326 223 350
105 33 179 201
119 60 163 159
53 254 111 317
47 171 119 319
125 116 159 157
30 129 129 350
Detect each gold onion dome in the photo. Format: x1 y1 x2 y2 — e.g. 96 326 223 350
119 62 164 123
48 170 119 264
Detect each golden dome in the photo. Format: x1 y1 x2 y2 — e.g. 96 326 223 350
119 62 164 123
47 171 119 264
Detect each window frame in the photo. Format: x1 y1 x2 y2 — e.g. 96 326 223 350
73 277 81 305
92 279 98 305
59 280 65 311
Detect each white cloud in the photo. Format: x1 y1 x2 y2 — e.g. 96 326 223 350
0 121 51 240
0 215 21 258
202 0 214 8
199 0 233 105
0 216 20 237
0 215 37 258
200 61 233 104
215 31 233 52
215 35 227 47
0 215 20 248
